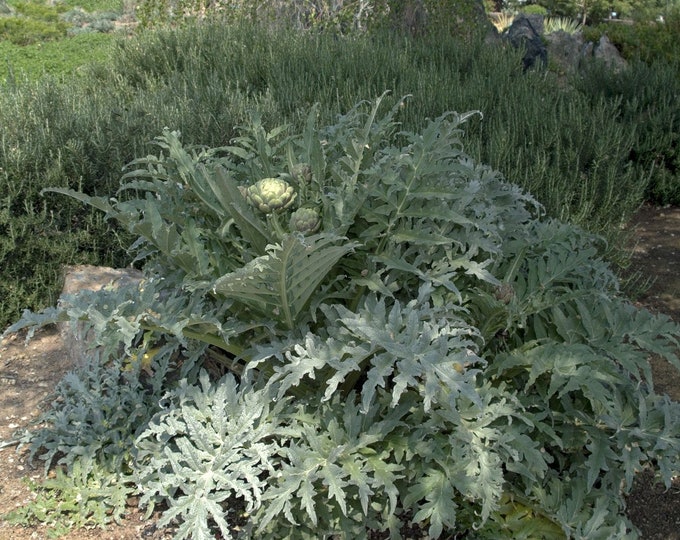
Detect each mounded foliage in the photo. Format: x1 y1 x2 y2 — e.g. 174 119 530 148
4 95 680 539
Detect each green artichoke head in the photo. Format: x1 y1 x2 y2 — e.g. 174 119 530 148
246 178 296 214
289 207 321 235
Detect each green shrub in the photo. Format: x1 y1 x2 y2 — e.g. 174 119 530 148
0 16 67 44
59 7 121 34
0 0 72 44
576 59 680 206
68 19 115 34
6 96 680 539
0 75 146 328
521 4 548 16
0 0 124 46
11 0 62 21
0 31 114 81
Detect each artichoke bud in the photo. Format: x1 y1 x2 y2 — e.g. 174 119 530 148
494 282 515 304
246 177 296 214
289 207 321 235
290 163 312 184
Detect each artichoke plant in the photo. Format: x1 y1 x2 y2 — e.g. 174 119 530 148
289 207 321 235
245 178 296 214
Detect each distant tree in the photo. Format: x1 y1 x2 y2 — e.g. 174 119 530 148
533 0 667 23
383 0 491 35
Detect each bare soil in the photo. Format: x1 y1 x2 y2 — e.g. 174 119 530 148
0 205 679 540
623 204 680 540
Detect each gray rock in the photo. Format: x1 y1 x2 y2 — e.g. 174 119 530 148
545 30 627 75
581 40 594 58
592 35 627 71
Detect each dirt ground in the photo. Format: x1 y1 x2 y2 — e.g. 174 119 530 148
0 205 679 540
624 204 680 540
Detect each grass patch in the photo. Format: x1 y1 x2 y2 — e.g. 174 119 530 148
0 15 67 44
10 0 63 21
0 31 115 81
0 0 126 82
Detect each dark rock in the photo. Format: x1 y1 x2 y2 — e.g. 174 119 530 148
504 14 547 70
545 30 627 75
522 13 545 35
545 30 586 74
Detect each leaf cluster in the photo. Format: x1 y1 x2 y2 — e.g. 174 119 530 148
135 371 288 540
2 460 132 533
1 318 209 533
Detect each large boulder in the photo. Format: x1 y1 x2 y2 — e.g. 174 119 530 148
592 35 627 71
545 30 586 74
504 14 547 70
545 30 627 75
